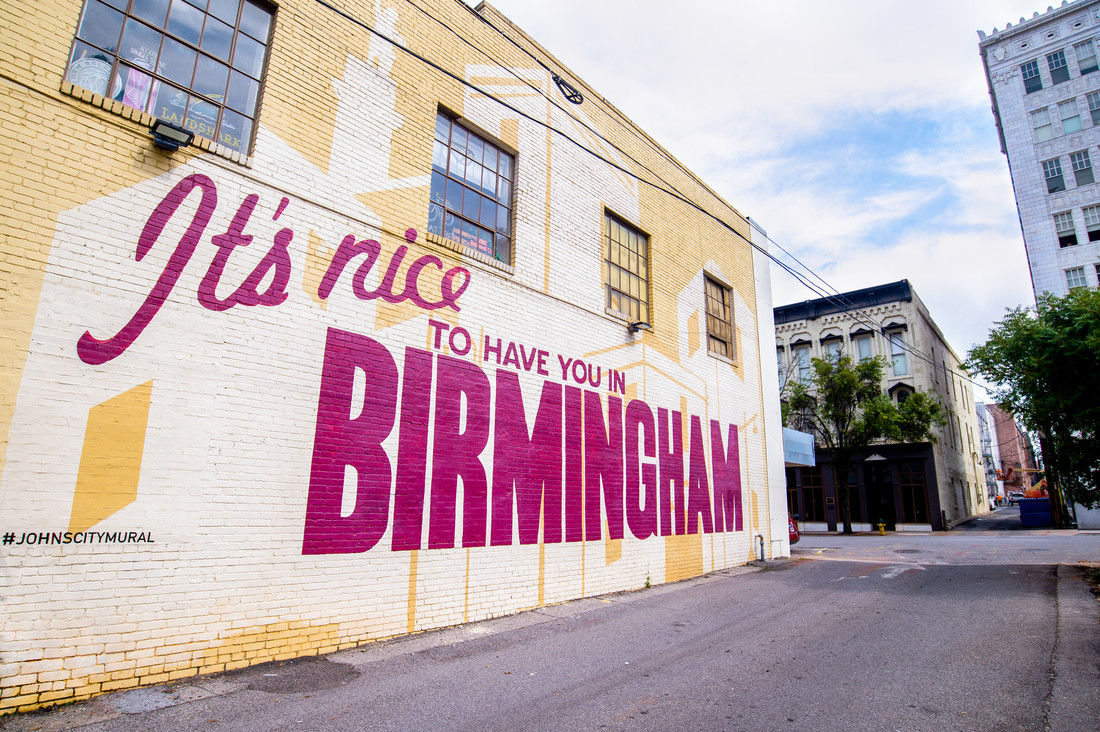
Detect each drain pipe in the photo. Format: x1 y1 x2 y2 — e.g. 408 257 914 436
755 533 765 561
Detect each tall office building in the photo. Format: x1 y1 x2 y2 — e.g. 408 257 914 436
980 0 1100 295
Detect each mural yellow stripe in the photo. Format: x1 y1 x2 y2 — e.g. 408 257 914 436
68 381 153 533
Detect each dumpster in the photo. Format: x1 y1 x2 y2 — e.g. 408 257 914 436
1017 497 1051 527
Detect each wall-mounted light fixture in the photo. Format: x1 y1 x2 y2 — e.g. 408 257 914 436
150 119 194 151
628 321 652 333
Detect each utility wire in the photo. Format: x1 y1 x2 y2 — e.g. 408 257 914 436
312 0 988 390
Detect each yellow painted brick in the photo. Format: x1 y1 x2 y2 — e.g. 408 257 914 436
37 689 75 704
140 673 170 685
72 683 101 696
100 678 139 692
167 668 198 681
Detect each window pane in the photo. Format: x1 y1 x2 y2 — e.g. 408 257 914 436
445 179 462 212
427 202 443 236
496 204 510 235
201 16 233 60
119 18 162 69
452 126 467 155
66 41 114 95
225 68 258 114
479 196 496 227
110 64 156 110
77 0 125 53
494 234 510 264
147 79 187 122
483 145 497 173
498 152 513 179
497 178 511 202
444 211 461 242
432 139 448 171
462 189 480 221
448 152 466 180
239 1 270 40
218 107 251 152
233 33 265 77
166 0 204 44
186 95 219 139
208 0 240 25
482 169 497 199
464 160 483 189
157 36 196 86
429 171 445 204
191 54 229 99
133 0 170 27
467 135 484 164
434 114 450 142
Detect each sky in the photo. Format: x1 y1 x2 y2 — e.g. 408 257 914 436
463 0 1054 389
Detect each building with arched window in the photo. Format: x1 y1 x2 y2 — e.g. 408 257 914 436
775 280 986 532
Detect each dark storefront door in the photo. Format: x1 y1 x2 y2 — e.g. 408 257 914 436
864 462 897 530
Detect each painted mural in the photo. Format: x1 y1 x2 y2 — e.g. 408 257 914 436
0 0 781 713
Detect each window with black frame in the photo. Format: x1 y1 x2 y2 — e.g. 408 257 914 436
64 0 273 155
428 113 514 264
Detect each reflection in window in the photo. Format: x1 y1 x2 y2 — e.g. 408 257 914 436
428 113 514 264
63 0 273 154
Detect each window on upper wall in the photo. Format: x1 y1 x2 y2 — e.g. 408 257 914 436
822 339 842 360
776 347 786 385
1043 158 1066 193
1048 49 1070 84
1022 59 1043 93
1088 92 1100 126
428 113 515 264
1060 99 1082 133
1071 150 1094 186
604 211 649 323
1032 108 1054 142
1066 266 1087 289
64 0 274 155
1075 40 1098 74
1055 211 1079 247
704 275 735 360
1084 205 1100 242
888 330 908 377
793 345 812 384
853 334 873 361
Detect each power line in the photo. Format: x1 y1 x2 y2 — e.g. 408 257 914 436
311 0 988 391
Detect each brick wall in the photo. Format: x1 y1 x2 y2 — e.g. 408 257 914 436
0 0 784 713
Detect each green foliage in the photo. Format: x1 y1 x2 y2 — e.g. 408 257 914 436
786 353 944 534
966 289 1100 510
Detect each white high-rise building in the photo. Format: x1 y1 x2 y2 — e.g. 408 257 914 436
980 0 1100 295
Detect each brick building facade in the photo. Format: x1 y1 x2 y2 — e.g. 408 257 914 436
0 0 786 713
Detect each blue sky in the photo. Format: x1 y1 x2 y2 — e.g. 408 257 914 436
469 0 1054 378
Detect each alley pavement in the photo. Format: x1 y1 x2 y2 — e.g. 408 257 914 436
3 526 1097 732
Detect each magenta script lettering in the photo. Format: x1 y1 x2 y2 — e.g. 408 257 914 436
77 175 471 365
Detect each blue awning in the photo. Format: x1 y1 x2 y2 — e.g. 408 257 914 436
783 428 815 467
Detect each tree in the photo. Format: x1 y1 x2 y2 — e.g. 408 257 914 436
966 289 1100 517
786 353 945 534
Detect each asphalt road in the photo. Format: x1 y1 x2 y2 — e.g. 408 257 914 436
4 528 1098 732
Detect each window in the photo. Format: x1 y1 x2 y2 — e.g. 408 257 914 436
428 114 514 263
1075 40 1098 74
888 331 908 377
793 345 811 384
1055 211 1079 247
1060 99 1082 133
1032 108 1054 141
1022 59 1043 93
1088 92 1100 126
1066 266 1087 289
1043 158 1066 193
777 347 786 384
895 387 912 405
1095 263 1100 283
1048 49 1070 84
853 334 873 361
64 0 273 155
898 460 929 524
704 275 735 359
822 339 842 359
604 212 649 322
1084 206 1100 242
1071 150 1095 186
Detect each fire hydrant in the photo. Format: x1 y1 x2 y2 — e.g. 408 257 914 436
877 522 886 535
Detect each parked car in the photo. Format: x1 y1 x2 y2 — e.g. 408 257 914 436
1008 492 1024 505
789 514 800 545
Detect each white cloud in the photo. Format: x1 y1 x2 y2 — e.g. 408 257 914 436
476 0 1047 355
